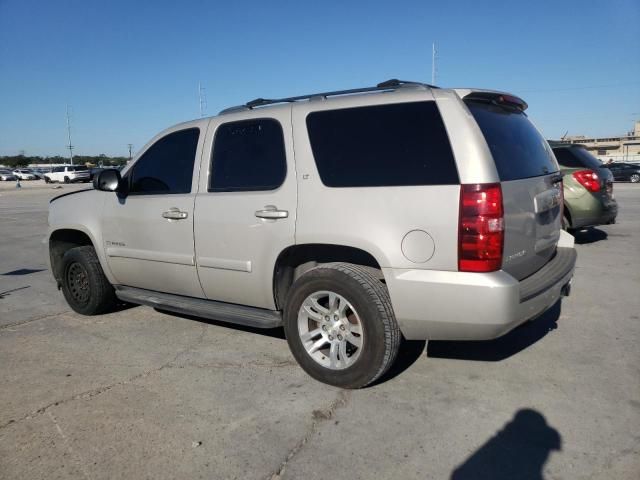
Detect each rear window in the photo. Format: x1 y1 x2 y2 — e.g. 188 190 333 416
553 147 602 170
467 102 558 181
306 101 458 187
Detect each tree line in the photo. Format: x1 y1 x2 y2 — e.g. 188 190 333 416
0 154 129 168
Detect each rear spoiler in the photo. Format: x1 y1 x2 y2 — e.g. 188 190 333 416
454 88 528 112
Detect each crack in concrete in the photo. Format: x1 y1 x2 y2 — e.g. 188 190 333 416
171 359 297 370
0 310 69 332
48 410 92 480
267 390 351 480
0 324 208 431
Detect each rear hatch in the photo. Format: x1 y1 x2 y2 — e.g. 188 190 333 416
465 95 562 281
553 146 614 198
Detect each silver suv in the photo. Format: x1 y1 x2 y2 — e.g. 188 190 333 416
47 80 576 388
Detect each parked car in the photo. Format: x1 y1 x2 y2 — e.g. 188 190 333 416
551 145 618 231
0 169 18 181
30 168 51 180
47 79 576 388
12 169 37 180
602 162 640 183
44 165 90 183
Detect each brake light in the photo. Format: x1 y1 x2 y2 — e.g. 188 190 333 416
458 183 504 273
572 170 600 193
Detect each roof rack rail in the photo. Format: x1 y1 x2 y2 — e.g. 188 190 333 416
219 79 438 114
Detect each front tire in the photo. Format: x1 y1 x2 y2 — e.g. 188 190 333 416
44 176 51 183
630 174 640 183
60 246 116 315
283 263 401 389
64 176 70 184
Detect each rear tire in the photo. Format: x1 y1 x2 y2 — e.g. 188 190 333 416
44 176 51 183
64 176 70 184
630 174 639 183
562 213 573 233
283 262 401 389
60 246 116 315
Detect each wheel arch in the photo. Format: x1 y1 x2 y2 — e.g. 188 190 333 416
563 202 573 228
272 243 384 310
49 228 101 287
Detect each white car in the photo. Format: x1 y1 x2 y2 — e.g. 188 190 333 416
13 169 37 180
0 169 18 181
44 165 90 184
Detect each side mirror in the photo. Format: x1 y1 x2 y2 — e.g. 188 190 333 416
94 169 122 192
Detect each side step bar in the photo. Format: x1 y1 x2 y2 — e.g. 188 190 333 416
115 286 282 329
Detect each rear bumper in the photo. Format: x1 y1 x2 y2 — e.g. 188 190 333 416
384 244 577 341
569 194 617 229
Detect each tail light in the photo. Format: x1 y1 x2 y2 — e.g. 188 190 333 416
572 170 600 193
458 183 504 272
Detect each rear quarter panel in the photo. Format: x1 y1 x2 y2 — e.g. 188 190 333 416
291 90 462 271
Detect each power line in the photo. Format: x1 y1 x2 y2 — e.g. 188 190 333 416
66 105 74 165
431 42 437 85
198 81 207 117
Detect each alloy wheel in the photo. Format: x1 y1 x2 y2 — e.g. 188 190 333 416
297 290 364 370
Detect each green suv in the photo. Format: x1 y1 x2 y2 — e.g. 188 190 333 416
551 144 618 231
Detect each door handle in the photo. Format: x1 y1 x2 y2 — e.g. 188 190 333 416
162 208 188 220
255 206 288 219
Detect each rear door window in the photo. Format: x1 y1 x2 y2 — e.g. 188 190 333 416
467 102 558 181
209 118 287 192
306 101 458 187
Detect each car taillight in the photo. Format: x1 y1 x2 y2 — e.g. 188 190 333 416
458 183 504 273
572 170 600 193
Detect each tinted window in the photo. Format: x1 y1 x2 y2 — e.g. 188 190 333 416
210 119 286 192
306 102 458 187
552 149 583 168
467 102 558 181
565 147 602 170
130 128 199 194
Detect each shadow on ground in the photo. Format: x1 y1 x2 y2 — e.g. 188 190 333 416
427 300 561 362
0 285 31 299
1 268 46 276
451 409 561 480
572 227 608 244
371 339 426 386
154 308 286 340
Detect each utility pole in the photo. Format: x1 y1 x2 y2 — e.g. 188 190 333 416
431 42 437 85
66 104 74 165
127 144 133 161
198 81 207 117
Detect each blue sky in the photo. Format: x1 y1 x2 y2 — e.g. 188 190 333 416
1 0 638 157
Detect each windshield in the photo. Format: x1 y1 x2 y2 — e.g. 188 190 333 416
467 101 559 181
